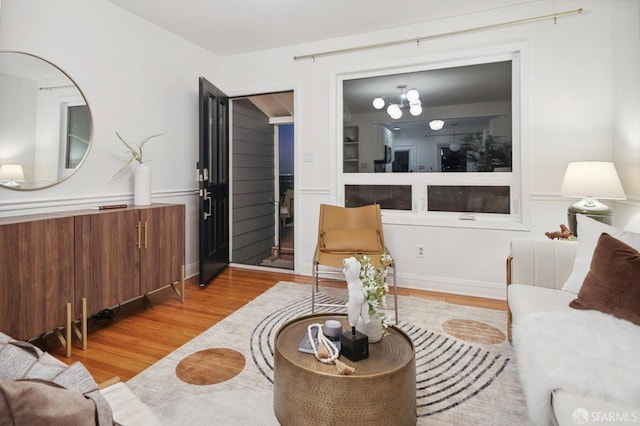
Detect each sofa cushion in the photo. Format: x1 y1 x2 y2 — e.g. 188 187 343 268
508 284 576 321
562 215 640 294
551 389 640 426
570 233 640 326
512 309 640 426
509 239 577 289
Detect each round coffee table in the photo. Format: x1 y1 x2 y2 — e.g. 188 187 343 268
273 313 416 425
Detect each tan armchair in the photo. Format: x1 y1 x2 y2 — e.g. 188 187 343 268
312 203 398 322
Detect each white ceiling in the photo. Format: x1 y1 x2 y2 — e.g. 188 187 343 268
106 0 538 57
246 92 294 119
104 1 521 122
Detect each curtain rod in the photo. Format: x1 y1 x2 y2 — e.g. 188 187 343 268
294 8 583 61
39 84 75 91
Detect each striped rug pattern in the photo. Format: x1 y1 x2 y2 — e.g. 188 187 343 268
250 293 511 419
128 282 530 425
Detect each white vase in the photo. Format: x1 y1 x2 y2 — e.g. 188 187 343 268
356 316 383 343
134 162 151 206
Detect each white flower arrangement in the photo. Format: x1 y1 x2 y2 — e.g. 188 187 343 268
357 253 394 334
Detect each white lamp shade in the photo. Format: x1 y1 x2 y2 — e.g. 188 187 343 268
0 164 25 181
429 119 445 131
406 89 420 102
560 161 626 200
372 97 385 109
387 104 402 119
409 104 422 116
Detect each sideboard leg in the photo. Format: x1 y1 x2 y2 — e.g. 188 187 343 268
72 297 88 350
180 265 185 304
169 265 186 304
81 297 87 350
65 303 72 357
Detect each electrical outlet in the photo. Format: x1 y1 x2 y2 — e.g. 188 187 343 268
416 244 425 258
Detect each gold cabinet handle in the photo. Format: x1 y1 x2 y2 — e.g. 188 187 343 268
136 221 141 249
144 221 148 249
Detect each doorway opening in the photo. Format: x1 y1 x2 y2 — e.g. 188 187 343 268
392 148 411 172
229 91 294 271
271 124 294 269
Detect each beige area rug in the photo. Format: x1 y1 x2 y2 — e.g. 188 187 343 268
127 282 531 425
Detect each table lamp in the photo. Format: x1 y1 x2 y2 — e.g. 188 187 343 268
560 161 626 236
0 164 25 187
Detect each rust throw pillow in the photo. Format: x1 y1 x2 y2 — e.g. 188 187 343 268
570 233 640 326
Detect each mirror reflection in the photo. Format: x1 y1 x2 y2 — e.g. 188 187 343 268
0 51 91 189
343 61 512 173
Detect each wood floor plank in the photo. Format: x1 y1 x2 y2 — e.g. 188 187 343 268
35 266 505 384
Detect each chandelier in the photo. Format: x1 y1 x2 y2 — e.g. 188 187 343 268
372 85 422 119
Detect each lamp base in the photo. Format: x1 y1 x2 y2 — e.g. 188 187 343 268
567 198 613 237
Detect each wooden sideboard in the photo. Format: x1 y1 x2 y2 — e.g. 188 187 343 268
0 204 185 355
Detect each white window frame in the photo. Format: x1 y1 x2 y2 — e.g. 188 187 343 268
335 42 530 231
58 98 88 178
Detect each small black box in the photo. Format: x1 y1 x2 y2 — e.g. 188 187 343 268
339 330 369 362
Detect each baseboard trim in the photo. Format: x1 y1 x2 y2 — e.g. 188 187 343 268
297 261 506 300
398 273 507 301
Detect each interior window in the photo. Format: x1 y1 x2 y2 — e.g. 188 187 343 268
342 61 511 174
65 104 90 169
339 56 519 220
427 185 510 214
345 184 412 210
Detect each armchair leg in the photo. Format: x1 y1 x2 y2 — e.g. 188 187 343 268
506 255 513 344
390 262 398 324
311 262 317 313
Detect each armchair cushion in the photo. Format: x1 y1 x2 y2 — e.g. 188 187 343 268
570 233 640 326
320 229 381 253
0 379 101 426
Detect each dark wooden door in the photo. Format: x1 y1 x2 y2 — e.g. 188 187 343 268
198 77 230 287
393 150 410 172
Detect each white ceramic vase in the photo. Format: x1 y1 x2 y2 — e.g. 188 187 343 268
356 316 383 343
134 162 151 206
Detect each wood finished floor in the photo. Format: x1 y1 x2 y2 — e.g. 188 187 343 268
38 267 506 384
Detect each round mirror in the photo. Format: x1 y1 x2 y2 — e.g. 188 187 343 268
0 51 92 190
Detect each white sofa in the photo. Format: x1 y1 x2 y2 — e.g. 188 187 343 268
507 237 640 426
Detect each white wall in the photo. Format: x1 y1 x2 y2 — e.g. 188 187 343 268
218 0 640 298
0 72 36 177
0 0 638 299
0 0 221 277
612 0 640 230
